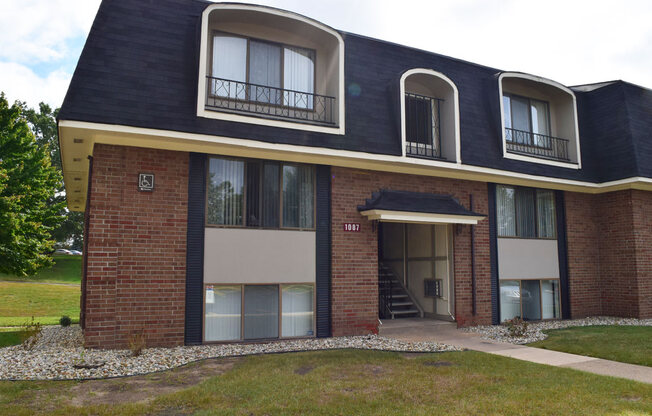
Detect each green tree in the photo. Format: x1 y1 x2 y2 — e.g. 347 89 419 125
23 101 84 250
0 93 65 275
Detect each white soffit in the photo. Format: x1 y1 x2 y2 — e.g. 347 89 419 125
359 209 485 225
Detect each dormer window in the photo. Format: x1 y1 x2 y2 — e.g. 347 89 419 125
502 94 567 161
400 69 461 163
210 34 317 111
499 73 581 168
197 4 345 134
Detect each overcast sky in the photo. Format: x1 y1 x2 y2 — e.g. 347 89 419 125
1 0 650 109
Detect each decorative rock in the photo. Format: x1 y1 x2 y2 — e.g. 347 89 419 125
465 316 652 345
0 326 460 381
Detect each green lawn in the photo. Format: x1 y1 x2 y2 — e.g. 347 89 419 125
0 282 80 327
529 325 652 367
0 350 650 415
0 255 82 284
0 331 23 348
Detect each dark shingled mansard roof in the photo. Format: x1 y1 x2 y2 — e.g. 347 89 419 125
357 190 484 218
58 0 652 184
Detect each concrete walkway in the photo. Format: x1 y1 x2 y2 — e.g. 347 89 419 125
379 318 652 384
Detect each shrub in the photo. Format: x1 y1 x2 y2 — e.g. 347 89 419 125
128 328 146 357
59 315 72 327
20 316 43 350
503 317 528 338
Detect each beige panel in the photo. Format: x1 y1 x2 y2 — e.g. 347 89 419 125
407 224 432 257
407 260 434 313
498 238 559 280
204 228 315 284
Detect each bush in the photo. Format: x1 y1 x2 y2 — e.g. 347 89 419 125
128 328 147 357
503 317 528 338
59 315 72 327
19 316 43 350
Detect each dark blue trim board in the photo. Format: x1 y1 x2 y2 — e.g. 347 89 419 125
315 165 332 337
185 152 206 345
487 183 500 325
555 190 571 320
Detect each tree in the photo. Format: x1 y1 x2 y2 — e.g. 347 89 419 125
24 101 84 250
0 93 65 276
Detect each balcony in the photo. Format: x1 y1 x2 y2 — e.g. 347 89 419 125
205 77 336 126
505 127 570 162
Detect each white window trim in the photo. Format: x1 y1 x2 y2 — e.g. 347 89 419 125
400 68 462 164
498 72 582 169
197 3 345 135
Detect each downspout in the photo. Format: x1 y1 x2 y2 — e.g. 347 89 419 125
470 194 476 316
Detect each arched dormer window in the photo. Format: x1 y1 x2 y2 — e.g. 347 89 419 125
197 4 345 134
499 72 581 168
400 69 461 163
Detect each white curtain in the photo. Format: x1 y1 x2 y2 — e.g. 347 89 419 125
282 285 314 337
536 190 556 238
205 286 241 341
541 280 560 319
212 35 247 99
530 99 550 136
500 280 521 322
244 285 279 339
496 185 516 237
502 95 512 130
207 158 244 226
249 40 281 104
283 47 314 109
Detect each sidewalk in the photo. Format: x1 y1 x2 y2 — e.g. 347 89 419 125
379 318 652 384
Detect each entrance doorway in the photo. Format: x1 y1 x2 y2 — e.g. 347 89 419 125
379 223 454 321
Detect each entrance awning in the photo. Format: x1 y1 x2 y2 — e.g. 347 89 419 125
358 190 486 225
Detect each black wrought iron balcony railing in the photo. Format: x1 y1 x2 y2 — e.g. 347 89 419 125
405 92 445 160
205 76 336 126
505 127 570 162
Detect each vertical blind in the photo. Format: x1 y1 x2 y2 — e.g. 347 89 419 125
244 285 279 339
496 185 555 238
212 34 315 107
281 285 314 337
207 158 314 229
212 35 247 99
204 286 241 341
207 158 244 226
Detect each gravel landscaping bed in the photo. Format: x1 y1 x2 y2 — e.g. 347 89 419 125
0 326 460 381
465 316 652 344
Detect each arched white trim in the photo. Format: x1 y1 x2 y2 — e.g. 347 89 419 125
400 68 461 164
498 72 582 169
196 3 345 135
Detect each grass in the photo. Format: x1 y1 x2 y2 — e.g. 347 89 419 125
0 331 23 348
0 282 80 327
0 350 650 415
0 255 82 284
529 325 652 367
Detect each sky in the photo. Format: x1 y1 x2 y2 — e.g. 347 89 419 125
1 0 650 109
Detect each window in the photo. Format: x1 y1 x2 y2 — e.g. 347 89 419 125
503 94 551 142
207 157 315 230
496 185 556 238
499 279 560 322
204 284 314 342
211 33 315 109
404 93 442 159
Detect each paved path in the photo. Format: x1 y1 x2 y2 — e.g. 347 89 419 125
379 318 652 384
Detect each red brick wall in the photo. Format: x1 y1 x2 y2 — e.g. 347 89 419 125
566 189 652 319
330 167 491 335
631 190 652 319
83 144 188 348
565 192 602 317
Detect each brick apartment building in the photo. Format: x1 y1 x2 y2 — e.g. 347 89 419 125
58 0 652 348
